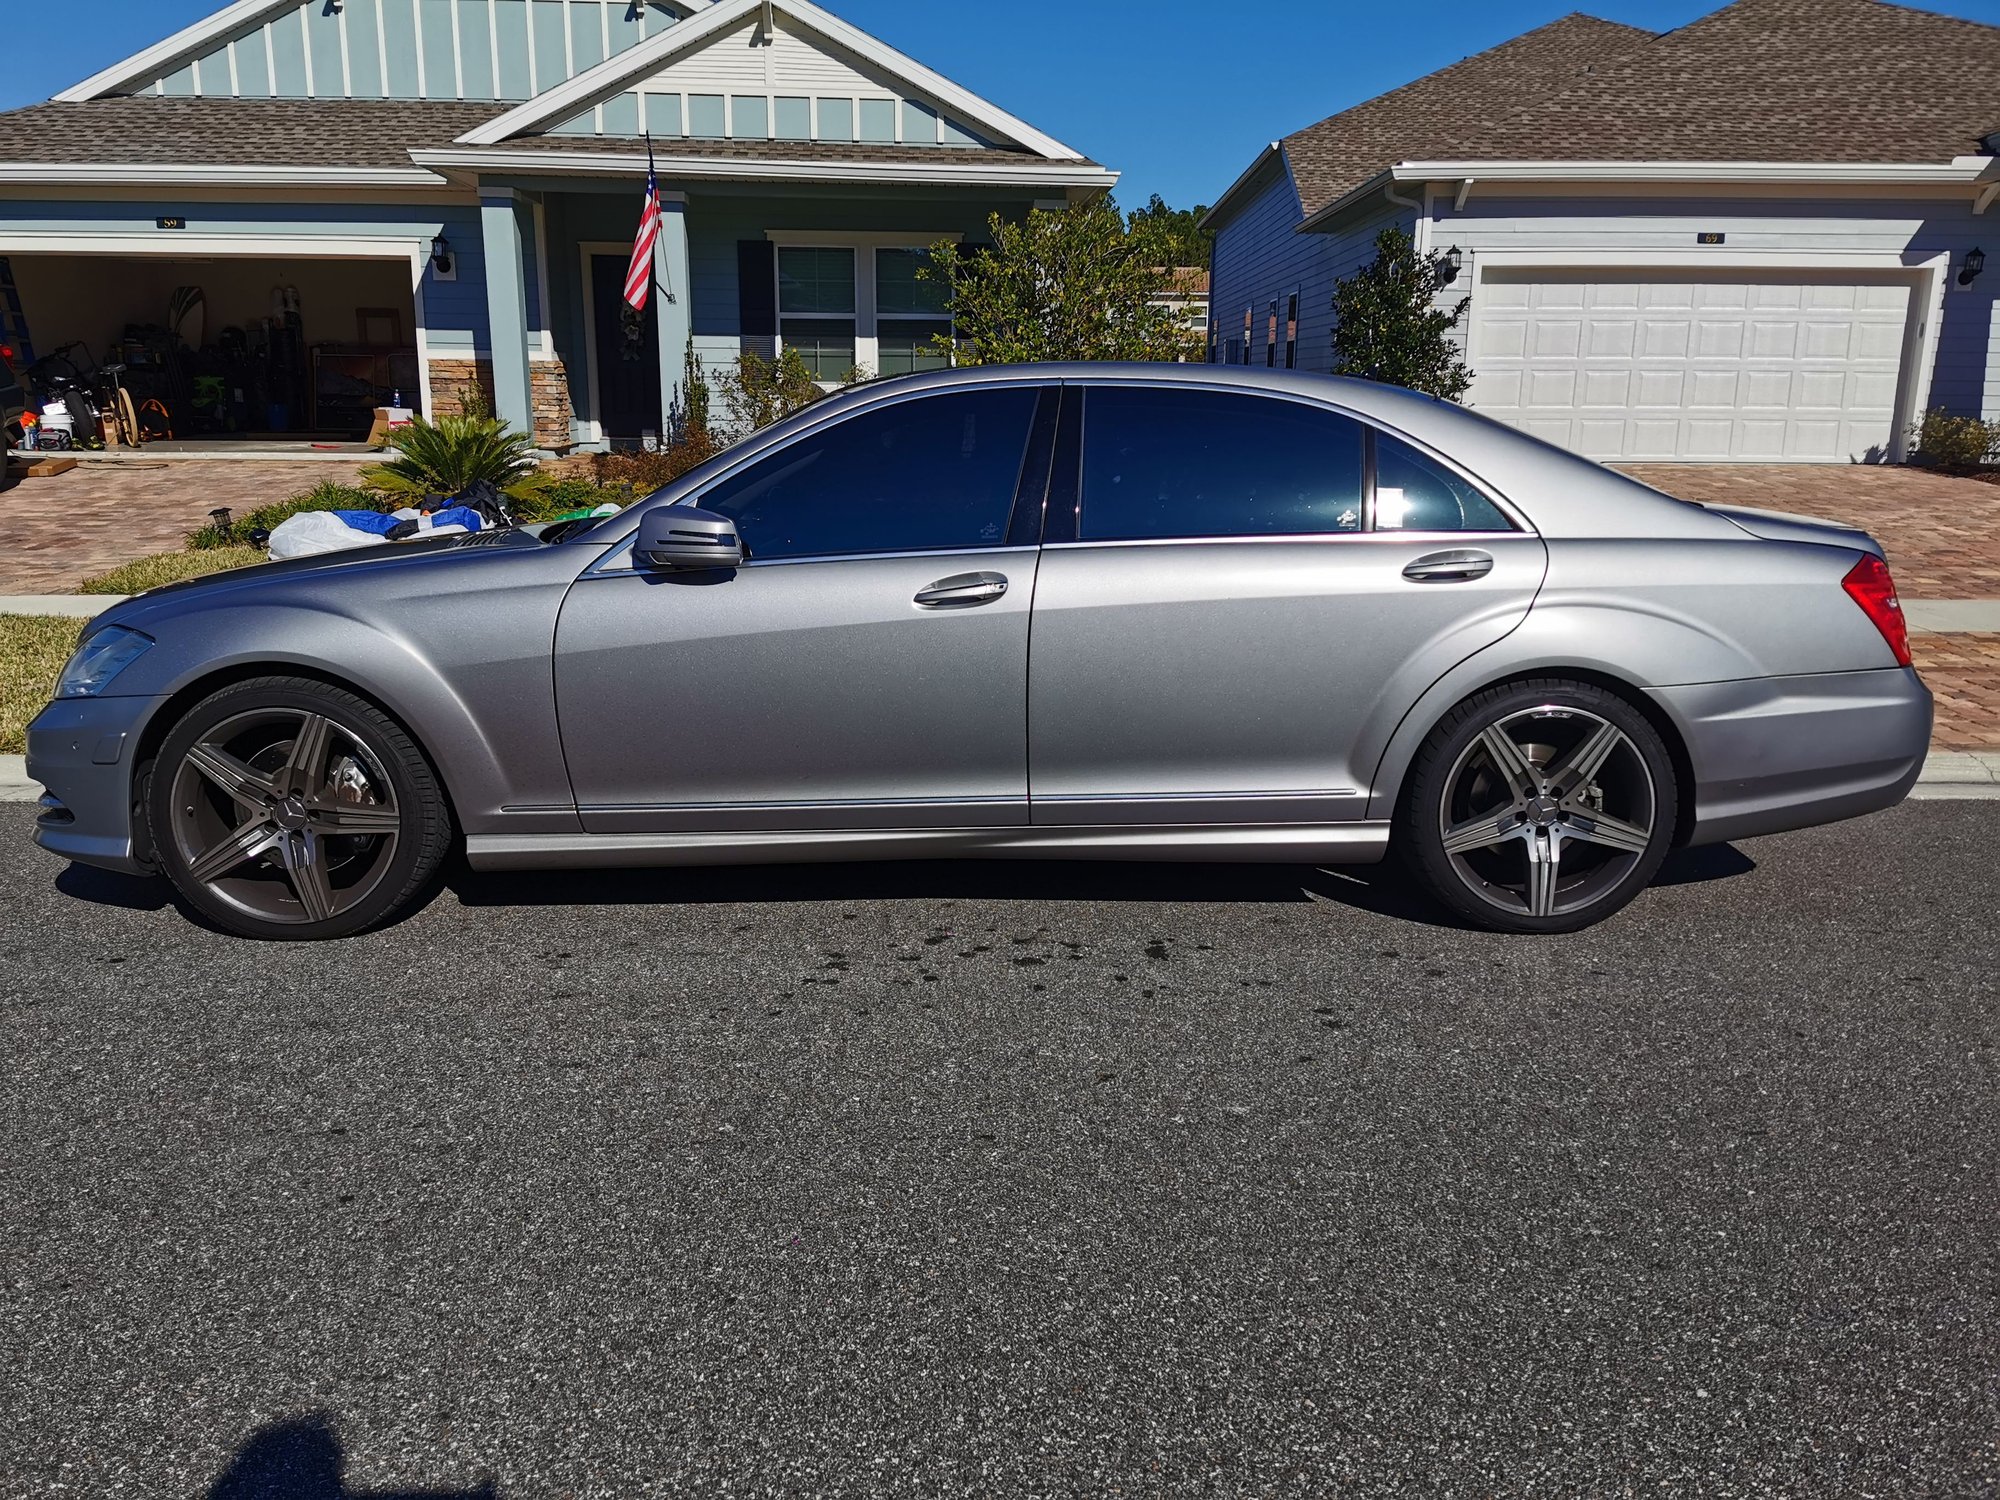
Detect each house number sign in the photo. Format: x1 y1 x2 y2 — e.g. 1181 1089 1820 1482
156 216 186 230
1697 232 1725 245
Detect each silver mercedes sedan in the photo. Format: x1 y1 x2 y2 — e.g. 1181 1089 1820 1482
28 365 1930 940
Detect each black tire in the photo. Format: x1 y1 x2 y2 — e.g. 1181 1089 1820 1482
147 676 452 940
1396 677 1678 934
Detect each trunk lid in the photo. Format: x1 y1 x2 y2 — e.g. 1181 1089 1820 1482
1699 501 1885 558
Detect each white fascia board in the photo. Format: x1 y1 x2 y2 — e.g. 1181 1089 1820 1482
54 0 296 102
456 0 1085 161
414 146 1115 189
1198 144 1283 232
1386 158 2000 186
1298 158 2000 232
0 162 448 188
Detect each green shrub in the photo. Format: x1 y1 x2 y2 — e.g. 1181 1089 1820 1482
593 428 723 494
508 477 638 523
1911 409 1998 472
362 413 538 499
185 481 385 549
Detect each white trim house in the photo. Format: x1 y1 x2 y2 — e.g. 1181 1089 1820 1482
2 0 1114 449
1204 1 2000 464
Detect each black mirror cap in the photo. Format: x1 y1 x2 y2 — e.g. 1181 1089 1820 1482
635 506 746 570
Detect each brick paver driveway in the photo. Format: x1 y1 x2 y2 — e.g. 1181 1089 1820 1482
0 459 367 594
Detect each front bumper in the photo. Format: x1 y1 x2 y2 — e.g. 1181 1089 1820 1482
25 693 168 875
1653 666 1932 847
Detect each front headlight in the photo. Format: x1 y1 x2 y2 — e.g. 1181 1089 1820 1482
56 625 154 697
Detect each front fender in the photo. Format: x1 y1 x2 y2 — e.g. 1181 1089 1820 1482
91 552 581 836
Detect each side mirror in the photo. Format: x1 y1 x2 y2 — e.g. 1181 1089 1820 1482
634 506 745 570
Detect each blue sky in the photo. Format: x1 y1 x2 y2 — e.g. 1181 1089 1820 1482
10 0 2000 210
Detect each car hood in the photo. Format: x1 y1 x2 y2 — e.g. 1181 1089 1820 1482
86 527 553 632
1699 502 1884 558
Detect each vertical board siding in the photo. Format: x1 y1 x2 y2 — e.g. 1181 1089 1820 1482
131 0 680 100
1210 161 1409 374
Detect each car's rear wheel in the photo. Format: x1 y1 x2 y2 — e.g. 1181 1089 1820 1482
1397 679 1678 933
147 677 451 940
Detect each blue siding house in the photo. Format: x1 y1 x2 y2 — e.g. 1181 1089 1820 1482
1204 0 2000 464
0 0 1113 450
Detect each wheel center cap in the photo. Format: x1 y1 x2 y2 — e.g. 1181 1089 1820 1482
1525 794 1561 827
271 795 309 831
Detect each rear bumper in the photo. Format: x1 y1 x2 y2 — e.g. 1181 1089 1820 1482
24 694 164 875
1652 667 1932 847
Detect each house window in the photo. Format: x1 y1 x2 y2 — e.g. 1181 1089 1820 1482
875 247 952 376
1241 306 1252 365
777 246 858 380
1285 294 1298 369
1266 300 1278 367
775 241 955 382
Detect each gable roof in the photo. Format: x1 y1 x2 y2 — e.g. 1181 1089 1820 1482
456 0 1087 159
1282 13 1655 220
1235 0 2000 230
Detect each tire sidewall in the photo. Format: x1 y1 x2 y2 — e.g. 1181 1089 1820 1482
1399 680 1679 934
148 677 443 940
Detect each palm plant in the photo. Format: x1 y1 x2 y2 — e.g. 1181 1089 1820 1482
362 413 538 499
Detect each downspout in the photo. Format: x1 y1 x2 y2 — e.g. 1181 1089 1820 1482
1384 180 1429 255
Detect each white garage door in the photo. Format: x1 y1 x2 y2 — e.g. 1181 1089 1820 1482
1469 269 1915 462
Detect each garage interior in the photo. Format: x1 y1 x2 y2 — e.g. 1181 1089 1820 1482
4 252 418 449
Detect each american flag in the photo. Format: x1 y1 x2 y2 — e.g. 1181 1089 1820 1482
623 137 661 312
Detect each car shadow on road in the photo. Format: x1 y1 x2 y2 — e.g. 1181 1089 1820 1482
208 1412 495 1499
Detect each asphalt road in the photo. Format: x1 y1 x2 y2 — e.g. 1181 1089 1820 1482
3 802 1996 1498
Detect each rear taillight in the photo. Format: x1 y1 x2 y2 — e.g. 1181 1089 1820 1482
1841 553 1911 667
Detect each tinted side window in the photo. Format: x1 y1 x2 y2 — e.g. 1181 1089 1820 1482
1078 387 1365 542
1374 433 1513 533
694 387 1039 560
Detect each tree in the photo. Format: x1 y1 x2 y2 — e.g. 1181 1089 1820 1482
922 196 1203 366
1328 228 1471 400
1126 193 1212 269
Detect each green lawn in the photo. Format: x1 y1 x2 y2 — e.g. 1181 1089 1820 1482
0 614 85 754
78 546 267 595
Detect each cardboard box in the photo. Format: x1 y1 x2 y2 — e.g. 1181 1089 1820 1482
365 406 416 448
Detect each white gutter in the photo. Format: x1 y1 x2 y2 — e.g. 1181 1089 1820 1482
1298 156 2000 231
411 147 1117 189
0 162 450 189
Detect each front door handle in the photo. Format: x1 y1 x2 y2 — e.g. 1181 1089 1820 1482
1402 548 1495 583
915 571 1008 608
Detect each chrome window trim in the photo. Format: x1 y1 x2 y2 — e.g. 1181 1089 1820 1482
582 540 1039 579
1040 530 1533 551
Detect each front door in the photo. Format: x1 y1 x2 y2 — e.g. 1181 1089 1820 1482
554 383 1053 833
1027 383 1548 824
590 252 661 447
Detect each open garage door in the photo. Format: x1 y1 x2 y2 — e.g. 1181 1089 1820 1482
1468 268 1921 463
2 248 418 448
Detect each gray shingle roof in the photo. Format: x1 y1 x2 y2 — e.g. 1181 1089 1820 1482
1279 0 2000 220
0 96 506 169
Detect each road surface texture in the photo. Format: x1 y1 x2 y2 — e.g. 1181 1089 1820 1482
3 803 1996 1497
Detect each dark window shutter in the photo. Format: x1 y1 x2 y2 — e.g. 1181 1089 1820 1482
738 241 776 337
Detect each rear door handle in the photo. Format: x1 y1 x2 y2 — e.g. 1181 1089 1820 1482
1402 548 1495 583
915 571 1008 608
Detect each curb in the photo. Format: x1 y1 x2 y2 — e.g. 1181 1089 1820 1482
7 752 2000 808
0 595 125 617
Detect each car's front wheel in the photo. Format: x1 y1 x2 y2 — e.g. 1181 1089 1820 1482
147 676 451 940
1397 679 1678 934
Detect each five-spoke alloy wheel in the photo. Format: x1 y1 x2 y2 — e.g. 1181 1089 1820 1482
1399 679 1678 933
148 677 450 940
